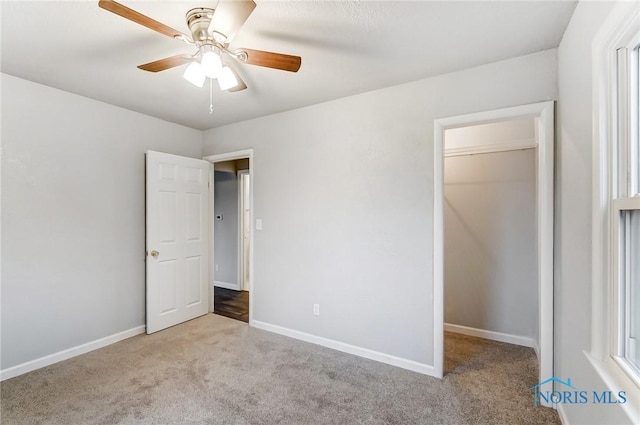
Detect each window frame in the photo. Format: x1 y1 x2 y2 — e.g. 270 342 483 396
590 2 640 423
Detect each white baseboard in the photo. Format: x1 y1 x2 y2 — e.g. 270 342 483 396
556 403 568 424
533 339 540 361
444 323 535 348
0 325 146 381
251 320 437 377
214 280 240 291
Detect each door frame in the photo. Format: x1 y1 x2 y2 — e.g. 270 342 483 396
433 101 554 402
203 149 254 322
237 169 251 292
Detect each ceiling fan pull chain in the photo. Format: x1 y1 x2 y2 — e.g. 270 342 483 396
209 78 214 115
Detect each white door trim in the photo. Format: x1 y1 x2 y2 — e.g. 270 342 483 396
433 102 554 403
237 169 250 292
203 150 254 322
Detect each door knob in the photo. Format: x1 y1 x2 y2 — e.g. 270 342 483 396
150 250 159 258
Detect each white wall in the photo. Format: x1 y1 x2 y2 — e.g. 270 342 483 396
203 49 557 366
445 117 536 151
444 148 537 340
554 1 633 424
1 74 202 370
213 171 239 286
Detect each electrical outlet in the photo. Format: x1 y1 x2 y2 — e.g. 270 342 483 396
313 304 320 316
215 264 219 272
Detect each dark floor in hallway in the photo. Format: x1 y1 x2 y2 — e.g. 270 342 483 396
213 287 249 323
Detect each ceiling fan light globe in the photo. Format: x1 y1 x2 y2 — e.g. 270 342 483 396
183 62 206 87
201 51 222 79
218 66 239 90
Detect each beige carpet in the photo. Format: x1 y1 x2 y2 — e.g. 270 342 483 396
1 314 559 424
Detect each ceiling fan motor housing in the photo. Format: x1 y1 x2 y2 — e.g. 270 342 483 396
186 8 215 44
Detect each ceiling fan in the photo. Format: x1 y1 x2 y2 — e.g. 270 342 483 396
98 0 301 93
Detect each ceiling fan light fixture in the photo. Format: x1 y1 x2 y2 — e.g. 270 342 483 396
183 62 206 87
200 45 222 78
217 66 239 90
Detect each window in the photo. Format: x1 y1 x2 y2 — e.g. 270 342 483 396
612 39 640 385
591 6 640 421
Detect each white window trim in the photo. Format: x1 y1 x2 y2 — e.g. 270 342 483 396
590 2 640 423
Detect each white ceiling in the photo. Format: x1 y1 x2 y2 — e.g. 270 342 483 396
1 1 576 130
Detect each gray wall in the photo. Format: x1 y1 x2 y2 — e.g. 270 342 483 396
202 49 558 366
555 2 632 424
1 74 202 370
444 149 537 339
214 171 239 286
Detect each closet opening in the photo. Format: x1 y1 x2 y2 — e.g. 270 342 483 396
443 117 539 381
433 102 554 406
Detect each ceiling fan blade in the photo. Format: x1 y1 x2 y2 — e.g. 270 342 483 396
138 55 193 72
98 0 187 39
209 0 256 43
235 48 301 73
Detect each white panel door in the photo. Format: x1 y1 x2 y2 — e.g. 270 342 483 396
146 150 210 334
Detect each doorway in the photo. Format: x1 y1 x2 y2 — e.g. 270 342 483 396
239 170 251 292
443 118 539 377
433 102 554 404
204 150 254 324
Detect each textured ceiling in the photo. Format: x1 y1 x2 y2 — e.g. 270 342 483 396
1 1 577 130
